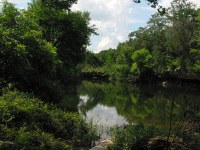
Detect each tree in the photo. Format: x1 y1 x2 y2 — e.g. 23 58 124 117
146 13 170 74
83 51 102 67
0 1 61 100
197 9 200 44
165 0 197 74
190 49 200 73
28 0 96 80
40 0 77 10
130 49 152 76
81 0 200 80
133 0 165 14
189 10 200 74
129 27 154 51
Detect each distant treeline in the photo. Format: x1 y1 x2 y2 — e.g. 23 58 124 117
81 0 200 82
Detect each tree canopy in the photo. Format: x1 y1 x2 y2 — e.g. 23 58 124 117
82 0 200 81
133 0 165 13
0 0 96 100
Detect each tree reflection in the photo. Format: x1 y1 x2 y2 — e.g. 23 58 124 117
77 81 200 127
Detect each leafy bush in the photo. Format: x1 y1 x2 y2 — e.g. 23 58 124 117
0 91 98 149
190 49 200 73
130 49 153 76
111 120 200 150
110 124 165 150
8 128 71 150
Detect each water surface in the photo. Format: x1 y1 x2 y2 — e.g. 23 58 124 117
59 80 200 136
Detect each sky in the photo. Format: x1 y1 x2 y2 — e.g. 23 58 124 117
1 0 200 53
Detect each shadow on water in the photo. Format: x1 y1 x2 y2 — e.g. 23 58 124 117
56 80 81 112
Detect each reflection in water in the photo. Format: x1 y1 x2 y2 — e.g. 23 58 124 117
60 80 200 135
79 95 128 137
84 104 128 127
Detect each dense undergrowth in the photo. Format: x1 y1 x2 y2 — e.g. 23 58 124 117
110 124 166 150
110 117 200 150
0 90 98 150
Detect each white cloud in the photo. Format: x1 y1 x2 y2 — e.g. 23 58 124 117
0 0 21 2
159 0 200 8
159 0 171 8
75 0 199 52
117 35 126 42
140 6 155 12
97 37 114 51
0 0 26 4
72 0 153 52
84 104 128 127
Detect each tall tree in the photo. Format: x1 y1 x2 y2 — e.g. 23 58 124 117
189 9 200 74
165 0 197 73
28 0 96 80
147 13 170 74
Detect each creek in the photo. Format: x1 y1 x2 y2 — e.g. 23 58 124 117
58 80 200 138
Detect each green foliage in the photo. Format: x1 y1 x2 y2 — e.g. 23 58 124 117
82 66 106 75
0 0 96 100
190 49 200 73
0 90 98 149
166 0 197 73
40 0 77 10
9 128 71 150
110 124 165 150
130 49 152 76
114 64 130 79
133 0 165 14
130 63 139 75
197 10 200 44
28 0 96 79
110 121 200 150
82 0 200 81
0 1 63 100
83 51 102 68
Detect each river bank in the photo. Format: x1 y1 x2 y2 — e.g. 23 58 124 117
81 71 200 84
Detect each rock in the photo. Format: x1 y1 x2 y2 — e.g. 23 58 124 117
90 138 113 150
162 81 168 87
148 137 169 149
147 136 182 150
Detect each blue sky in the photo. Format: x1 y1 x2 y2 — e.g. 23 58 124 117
1 0 200 53
72 0 157 52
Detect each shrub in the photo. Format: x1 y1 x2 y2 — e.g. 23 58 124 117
110 124 166 150
0 91 98 149
130 49 153 76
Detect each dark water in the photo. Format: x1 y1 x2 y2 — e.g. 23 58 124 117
58 80 200 136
